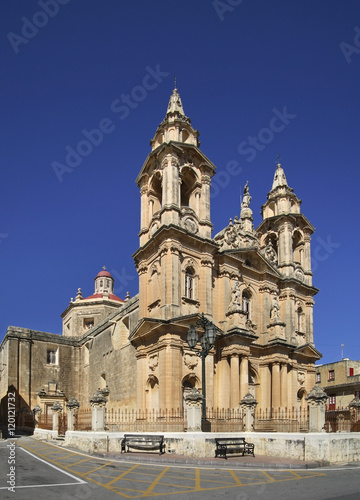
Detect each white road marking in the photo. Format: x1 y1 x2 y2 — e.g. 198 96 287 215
0 447 87 490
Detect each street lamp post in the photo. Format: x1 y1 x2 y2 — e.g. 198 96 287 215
186 313 216 425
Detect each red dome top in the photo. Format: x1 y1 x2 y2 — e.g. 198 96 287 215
95 269 113 279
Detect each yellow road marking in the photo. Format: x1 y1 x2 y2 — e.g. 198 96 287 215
289 470 304 479
106 464 140 486
141 466 169 497
229 469 243 485
261 470 277 482
18 439 327 499
195 467 201 489
65 456 94 467
82 460 115 476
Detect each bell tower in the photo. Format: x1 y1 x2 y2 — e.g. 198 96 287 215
259 162 314 283
134 87 217 320
257 161 317 346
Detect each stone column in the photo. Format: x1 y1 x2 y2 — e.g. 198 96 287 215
66 397 80 431
240 356 249 400
230 354 240 409
280 363 288 409
50 401 63 432
89 390 107 432
32 405 42 429
218 354 230 408
271 362 281 410
185 388 203 432
240 393 258 432
306 386 328 432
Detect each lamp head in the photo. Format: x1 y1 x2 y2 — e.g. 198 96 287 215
186 324 198 349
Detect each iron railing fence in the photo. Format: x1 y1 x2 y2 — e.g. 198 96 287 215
105 408 185 432
255 407 309 432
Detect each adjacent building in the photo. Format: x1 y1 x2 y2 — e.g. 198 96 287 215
316 359 360 409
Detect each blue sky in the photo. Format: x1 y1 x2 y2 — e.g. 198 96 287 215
0 0 359 364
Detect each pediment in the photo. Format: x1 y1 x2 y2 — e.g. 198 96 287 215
293 343 322 361
219 248 281 276
130 313 222 346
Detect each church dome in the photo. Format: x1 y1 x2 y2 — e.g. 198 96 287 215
96 269 113 278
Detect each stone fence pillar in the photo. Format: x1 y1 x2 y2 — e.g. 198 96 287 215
90 390 107 431
32 405 42 428
66 397 80 431
50 401 63 432
240 393 258 432
306 386 328 432
185 388 203 432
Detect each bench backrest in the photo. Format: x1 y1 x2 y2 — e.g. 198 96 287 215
215 438 246 444
124 434 164 442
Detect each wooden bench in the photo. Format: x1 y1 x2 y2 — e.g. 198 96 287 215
121 434 165 455
215 437 255 459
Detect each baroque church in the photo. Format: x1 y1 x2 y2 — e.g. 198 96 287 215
0 88 322 423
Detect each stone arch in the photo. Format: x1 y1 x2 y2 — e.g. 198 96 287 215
292 229 304 265
149 171 162 214
145 375 159 411
180 166 199 208
297 387 307 410
248 362 259 398
100 372 106 390
182 373 200 408
181 258 200 300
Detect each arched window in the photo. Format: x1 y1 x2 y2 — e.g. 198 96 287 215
149 172 162 214
180 168 198 208
293 230 304 265
242 290 251 320
185 268 194 299
296 306 304 332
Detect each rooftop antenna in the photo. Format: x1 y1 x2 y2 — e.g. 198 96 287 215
341 342 344 360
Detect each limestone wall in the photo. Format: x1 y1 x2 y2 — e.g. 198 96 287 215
63 431 360 464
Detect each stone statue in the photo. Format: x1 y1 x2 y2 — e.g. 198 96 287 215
229 280 242 309
270 294 280 321
241 181 251 208
265 240 277 265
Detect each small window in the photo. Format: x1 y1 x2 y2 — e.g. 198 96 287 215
349 367 354 377
84 318 94 330
316 373 321 383
296 307 303 332
328 370 335 381
185 269 194 299
47 349 57 365
242 291 251 320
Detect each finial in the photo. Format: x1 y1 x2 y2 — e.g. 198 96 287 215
277 153 281 165
103 265 106 271
125 291 130 301
174 74 177 90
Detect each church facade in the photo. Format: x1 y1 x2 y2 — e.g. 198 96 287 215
0 89 322 425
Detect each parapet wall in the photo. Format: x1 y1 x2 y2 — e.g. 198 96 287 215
55 430 360 464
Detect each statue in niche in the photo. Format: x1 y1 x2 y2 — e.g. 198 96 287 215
229 280 242 310
264 240 277 265
270 294 281 321
241 181 251 208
